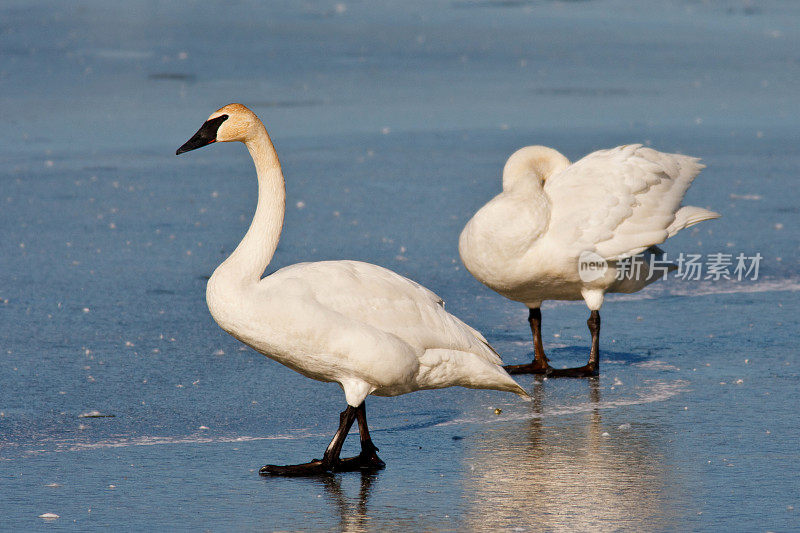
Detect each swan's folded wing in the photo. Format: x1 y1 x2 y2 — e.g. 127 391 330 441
334 262 503 365
543 144 707 261
270 261 503 365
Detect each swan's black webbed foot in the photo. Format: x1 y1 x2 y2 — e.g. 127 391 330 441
260 449 384 476
337 442 385 472
259 402 385 477
259 459 331 476
336 455 385 472
529 310 600 378
546 363 599 378
503 361 551 375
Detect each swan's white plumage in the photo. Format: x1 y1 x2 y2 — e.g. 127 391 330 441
190 104 527 408
544 144 710 261
459 144 720 310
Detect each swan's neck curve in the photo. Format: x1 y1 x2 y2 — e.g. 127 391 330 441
212 125 285 287
501 147 570 192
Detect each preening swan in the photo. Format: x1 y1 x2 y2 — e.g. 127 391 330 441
176 104 528 475
459 144 719 377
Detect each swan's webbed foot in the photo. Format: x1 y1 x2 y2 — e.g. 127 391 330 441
337 446 385 472
259 459 331 476
512 309 601 378
546 363 599 378
259 402 385 477
503 361 551 375
260 447 385 476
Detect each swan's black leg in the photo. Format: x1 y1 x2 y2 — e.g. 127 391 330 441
587 310 600 371
547 310 600 378
504 308 552 374
337 403 385 471
260 405 358 476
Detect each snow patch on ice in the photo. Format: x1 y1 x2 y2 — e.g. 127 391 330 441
3 430 325 458
78 410 114 418
635 360 680 371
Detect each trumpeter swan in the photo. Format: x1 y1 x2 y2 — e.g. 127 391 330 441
459 145 719 377
176 104 528 475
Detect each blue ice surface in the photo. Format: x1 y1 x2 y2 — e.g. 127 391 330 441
1 0 798 530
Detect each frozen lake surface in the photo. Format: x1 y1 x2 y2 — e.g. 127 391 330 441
1 0 798 530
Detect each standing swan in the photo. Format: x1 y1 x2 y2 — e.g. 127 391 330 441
176 104 528 476
459 145 719 377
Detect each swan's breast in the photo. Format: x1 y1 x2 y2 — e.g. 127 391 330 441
206 263 425 386
459 192 550 290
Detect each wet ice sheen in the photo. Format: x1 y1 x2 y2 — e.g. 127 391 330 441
1 1 798 531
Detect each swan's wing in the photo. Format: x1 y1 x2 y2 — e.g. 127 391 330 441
269 260 503 365
543 144 710 261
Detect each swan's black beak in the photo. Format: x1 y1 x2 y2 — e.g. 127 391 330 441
176 114 229 155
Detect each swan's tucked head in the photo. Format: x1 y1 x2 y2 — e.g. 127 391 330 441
176 103 262 155
501 145 570 191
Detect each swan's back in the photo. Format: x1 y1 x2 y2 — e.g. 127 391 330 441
544 144 719 261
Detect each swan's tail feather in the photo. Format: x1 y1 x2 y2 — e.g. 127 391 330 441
470 368 531 400
446 314 505 366
666 206 721 238
505 381 532 401
418 349 530 401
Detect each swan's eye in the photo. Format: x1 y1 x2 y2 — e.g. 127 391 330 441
207 114 229 129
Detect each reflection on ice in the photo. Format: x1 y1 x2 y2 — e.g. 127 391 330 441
464 379 673 531
257 471 380 533
319 473 378 533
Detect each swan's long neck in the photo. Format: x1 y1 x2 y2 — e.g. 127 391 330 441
214 125 285 286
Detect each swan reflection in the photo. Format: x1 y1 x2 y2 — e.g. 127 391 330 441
464 378 673 531
319 472 377 533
